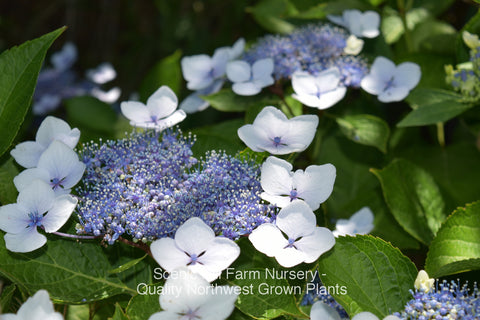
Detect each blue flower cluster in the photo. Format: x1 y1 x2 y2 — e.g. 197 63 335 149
75 130 276 244
394 281 479 320
244 23 369 87
301 274 349 320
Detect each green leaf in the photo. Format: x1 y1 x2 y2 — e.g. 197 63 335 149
65 96 118 134
338 188 420 250
405 88 463 109
336 114 390 153
202 89 278 113
398 53 454 89
229 308 257 320
410 19 457 55
371 159 447 245
316 131 382 214
0 158 19 205
0 284 16 314
110 303 129 320
323 0 372 15
226 268 307 319
248 0 296 34
0 234 136 303
425 201 480 278
393 142 480 208
398 100 473 127
0 27 65 157
104 245 152 291
381 7 429 44
126 287 161 320
191 119 245 156
317 235 417 318
109 254 148 274
139 50 182 102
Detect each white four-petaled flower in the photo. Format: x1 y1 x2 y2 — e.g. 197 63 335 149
332 207 374 237
327 10 380 38
0 180 77 253
120 85 186 131
310 301 400 320
14 141 86 195
180 37 244 92
360 56 421 103
1 289 64 320
148 268 238 320
260 156 336 211
237 106 318 154
180 38 245 113
10 116 80 169
291 68 347 109
226 58 274 96
150 217 240 282
249 200 335 268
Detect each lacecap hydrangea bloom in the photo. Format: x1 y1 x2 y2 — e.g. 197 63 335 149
243 23 369 87
76 129 276 244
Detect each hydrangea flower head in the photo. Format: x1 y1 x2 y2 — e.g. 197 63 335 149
149 268 238 320
291 68 347 109
327 10 381 38
260 156 336 210
0 180 77 252
226 58 274 96
76 130 275 244
244 23 369 86
1 290 63 320
151 217 240 282
249 200 335 267
237 106 318 154
10 116 80 168
332 207 374 237
120 85 186 131
360 57 421 102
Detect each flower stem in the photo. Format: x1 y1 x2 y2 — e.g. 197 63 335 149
436 122 445 147
397 0 415 52
118 236 152 257
52 231 99 240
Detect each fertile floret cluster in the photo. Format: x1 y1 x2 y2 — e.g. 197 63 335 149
75 130 276 244
244 23 368 87
394 280 479 320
